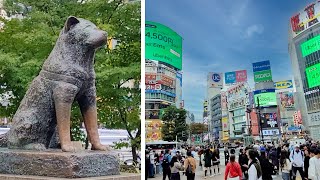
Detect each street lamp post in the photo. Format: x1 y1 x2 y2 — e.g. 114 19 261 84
257 97 264 144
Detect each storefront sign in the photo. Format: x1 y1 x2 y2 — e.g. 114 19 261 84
308 111 320 126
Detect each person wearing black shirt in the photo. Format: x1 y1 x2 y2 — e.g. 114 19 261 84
239 148 249 179
224 147 230 166
259 151 274 180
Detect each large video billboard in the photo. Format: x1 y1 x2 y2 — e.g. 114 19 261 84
145 21 183 69
306 62 320 88
291 2 320 38
254 89 277 107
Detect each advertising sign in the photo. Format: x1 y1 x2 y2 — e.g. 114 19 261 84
250 112 260 136
222 117 228 131
146 84 161 90
225 70 247 84
146 120 162 141
274 80 294 90
279 91 295 109
252 60 271 72
157 74 175 87
146 73 157 84
145 21 183 70
261 113 278 128
208 72 223 88
262 129 280 136
254 89 277 107
308 111 320 126
227 83 248 102
221 92 228 110
236 70 248 82
225 71 236 84
306 62 320 88
175 72 182 108
291 2 320 38
145 89 176 97
301 35 320 57
254 69 272 82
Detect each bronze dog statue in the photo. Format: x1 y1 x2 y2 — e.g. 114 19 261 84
0 16 107 152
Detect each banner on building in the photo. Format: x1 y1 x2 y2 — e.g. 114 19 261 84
252 60 271 72
225 70 247 84
279 91 295 109
146 120 163 141
175 72 182 108
222 117 228 131
274 80 293 89
227 83 248 102
146 73 157 84
290 2 320 38
208 72 223 88
221 92 228 110
261 113 279 128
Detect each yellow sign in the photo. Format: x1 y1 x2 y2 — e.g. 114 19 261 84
274 80 293 90
146 120 163 141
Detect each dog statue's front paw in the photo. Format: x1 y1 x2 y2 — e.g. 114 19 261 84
91 143 110 151
61 144 76 152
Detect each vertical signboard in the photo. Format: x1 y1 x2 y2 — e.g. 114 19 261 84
208 72 223 88
236 70 248 82
279 91 295 109
225 71 236 84
175 72 182 108
252 60 272 83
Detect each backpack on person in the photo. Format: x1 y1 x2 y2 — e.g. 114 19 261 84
162 154 170 168
185 158 193 175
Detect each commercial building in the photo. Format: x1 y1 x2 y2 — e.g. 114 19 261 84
227 83 250 141
210 94 222 143
288 1 320 140
145 21 183 142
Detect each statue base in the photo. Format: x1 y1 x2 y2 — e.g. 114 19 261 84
0 148 120 178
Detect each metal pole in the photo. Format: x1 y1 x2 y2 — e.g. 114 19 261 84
257 97 264 144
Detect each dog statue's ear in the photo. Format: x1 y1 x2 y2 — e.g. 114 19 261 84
64 16 80 33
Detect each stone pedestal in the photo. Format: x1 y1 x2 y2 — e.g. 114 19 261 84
0 148 120 178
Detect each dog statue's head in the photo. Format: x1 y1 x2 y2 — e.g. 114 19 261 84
60 16 107 49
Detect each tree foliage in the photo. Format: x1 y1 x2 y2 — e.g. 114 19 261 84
161 106 188 142
0 0 140 160
190 123 207 135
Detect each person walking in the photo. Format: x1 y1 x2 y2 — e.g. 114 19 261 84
212 148 221 175
247 149 262 180
308 148 320 180
162 149 172 180
259 151 274 180
290 144 305 180
184 151 196 180
280 150 292 180
224 154 242 180
304 147 311 180
239 148 249 180
146 150 150 179
204 148 213 178
170 156 184 180
225 147 230 166
149 150 156 178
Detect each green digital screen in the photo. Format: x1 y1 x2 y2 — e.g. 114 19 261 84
253 69 272 82
301 35 320 57
254 92 277 107
145 21 183 70
306 63 320 88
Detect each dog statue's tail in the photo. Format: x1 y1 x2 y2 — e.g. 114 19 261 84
0 133 8 147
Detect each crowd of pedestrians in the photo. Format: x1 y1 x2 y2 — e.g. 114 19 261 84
145 141 320 180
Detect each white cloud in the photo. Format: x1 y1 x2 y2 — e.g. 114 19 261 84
244 24 264 38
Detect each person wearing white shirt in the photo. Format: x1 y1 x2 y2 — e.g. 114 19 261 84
290 145 305 180
247 149 262 180
280 150 292 180
308 148 320 180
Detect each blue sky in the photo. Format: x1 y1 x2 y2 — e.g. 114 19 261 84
146 0 314 121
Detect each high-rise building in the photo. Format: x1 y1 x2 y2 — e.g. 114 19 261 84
288 1 320 140
145 21 183 142
210 94 222 143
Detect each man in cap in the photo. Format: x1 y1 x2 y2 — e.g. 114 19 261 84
290 144 305 180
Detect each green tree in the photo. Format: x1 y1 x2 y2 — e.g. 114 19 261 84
0 0 140 160
190 123 207 135
161 106 188 142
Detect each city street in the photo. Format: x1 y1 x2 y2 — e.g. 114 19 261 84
150 150 303 180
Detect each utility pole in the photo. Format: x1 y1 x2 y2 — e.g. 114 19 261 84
257 97 264 144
